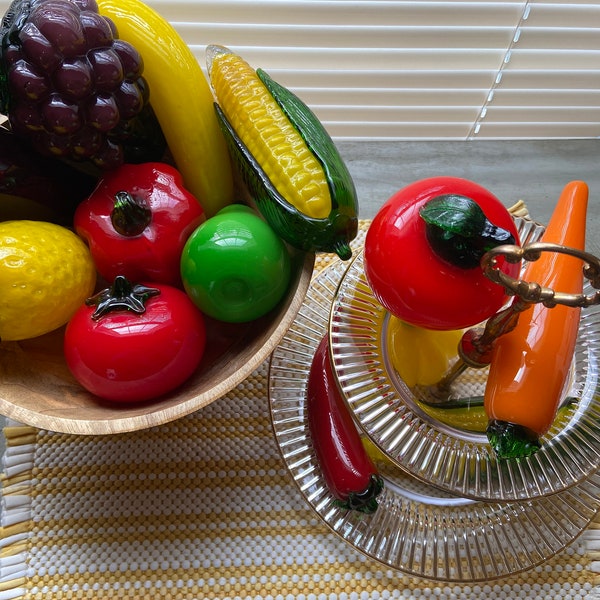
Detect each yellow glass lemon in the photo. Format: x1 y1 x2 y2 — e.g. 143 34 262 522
0 220 96 341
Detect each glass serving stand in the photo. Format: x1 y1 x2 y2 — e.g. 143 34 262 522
329 217 600 502
268 257 600 581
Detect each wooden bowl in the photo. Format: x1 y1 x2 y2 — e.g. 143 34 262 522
0 250 315 435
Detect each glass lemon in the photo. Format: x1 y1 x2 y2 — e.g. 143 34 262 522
0 220 96 341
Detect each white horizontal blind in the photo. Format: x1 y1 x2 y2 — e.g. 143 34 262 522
1 0 598 140
146 0 600 140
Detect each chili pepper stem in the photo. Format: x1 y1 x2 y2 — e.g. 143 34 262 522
333 474 384 514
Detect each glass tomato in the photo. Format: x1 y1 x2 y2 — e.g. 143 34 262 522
64 276 206 402
364 176 521 330
74 162 205 288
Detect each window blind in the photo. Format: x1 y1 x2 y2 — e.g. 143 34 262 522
1 0 598 140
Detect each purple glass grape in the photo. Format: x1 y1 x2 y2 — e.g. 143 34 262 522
0 0 165 170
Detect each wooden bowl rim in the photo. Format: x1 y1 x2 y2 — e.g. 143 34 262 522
0 251 315 435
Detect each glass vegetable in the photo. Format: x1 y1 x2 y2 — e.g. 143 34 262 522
484 181 590 458
307 334 384 514
64 275 206 403
364 176 521 330
387 316 464 388
74 161 205 288
207 44 358 260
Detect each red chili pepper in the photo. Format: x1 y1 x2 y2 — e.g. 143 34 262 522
307 335 384 514
74 162 205 287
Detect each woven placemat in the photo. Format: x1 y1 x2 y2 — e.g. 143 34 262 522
1 221 599 600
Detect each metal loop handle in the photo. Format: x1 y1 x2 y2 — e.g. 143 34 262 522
481 242 600 309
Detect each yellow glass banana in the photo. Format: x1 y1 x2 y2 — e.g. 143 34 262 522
96 0 234 217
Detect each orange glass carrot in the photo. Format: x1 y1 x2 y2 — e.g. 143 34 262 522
484 180 589 458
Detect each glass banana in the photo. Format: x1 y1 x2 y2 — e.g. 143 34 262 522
97 0 234 217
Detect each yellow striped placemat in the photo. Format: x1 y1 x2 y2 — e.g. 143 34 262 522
0 221 598 600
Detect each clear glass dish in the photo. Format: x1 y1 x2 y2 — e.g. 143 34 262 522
268 258 600 582
329 217 600 502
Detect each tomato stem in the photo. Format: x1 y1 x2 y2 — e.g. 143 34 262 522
110 191 152 236
86 275 160 320
420 194 516 269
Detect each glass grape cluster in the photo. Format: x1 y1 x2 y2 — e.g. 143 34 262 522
0 0 154 169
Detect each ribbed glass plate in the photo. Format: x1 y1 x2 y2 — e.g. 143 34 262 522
268 258 600 582
329 225 600 501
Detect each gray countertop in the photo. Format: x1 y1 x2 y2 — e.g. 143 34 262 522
339 139 600 251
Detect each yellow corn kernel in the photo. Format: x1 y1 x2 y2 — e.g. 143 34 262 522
209 49 332 220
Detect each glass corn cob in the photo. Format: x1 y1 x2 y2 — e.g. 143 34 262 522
207 45 358 260
208 46 330 220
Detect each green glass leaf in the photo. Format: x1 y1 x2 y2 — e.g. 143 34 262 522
420 194 516 269
420 194 487 237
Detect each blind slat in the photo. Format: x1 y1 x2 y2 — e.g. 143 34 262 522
267 69 497 89
149 1 524 27
297 89 489 107
190 47 508 71
312 106 482 123
177 23 517 50
297 88 600 109
489 89 600 106
496 70 600 89
508 50 600 69
475 123 600 138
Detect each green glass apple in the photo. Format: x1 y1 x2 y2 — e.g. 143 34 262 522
180 204 292 323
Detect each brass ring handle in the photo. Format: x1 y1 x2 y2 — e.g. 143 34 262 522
481 242 600 309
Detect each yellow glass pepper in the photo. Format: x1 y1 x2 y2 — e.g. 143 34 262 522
387 316 463 388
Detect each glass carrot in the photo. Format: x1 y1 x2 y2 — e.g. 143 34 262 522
483 180 589 458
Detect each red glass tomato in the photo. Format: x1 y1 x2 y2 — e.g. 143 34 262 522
364 176 521 330
64 276 206 402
